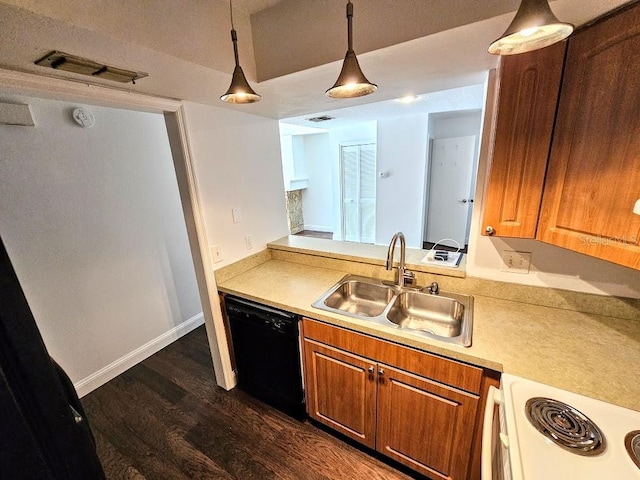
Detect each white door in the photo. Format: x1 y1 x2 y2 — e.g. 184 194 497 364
426 136 476 247
341 143 376 243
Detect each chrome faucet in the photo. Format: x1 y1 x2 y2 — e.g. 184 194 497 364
386 232 415 287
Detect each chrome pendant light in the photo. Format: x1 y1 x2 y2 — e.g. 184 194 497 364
221 0 261 103
326 1 377 99
488 0 574 55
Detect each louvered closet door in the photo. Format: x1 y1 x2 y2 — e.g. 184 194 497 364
341 144 376 243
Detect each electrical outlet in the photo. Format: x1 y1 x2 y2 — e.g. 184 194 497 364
501 251 531 274
232 208 241 224
245 235 253 250
210 244 224 263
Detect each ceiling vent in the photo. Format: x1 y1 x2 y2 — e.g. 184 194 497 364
306 115 335 123
35 51 148 84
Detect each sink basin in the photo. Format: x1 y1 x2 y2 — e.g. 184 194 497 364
386 291 464 337
312 275 473 347
322 279 394 317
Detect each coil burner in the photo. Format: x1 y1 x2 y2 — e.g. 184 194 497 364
525 397 606 456
626 431 640 469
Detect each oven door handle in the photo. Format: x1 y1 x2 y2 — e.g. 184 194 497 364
481 385 503 480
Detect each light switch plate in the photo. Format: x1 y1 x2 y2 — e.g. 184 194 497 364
501 251 531 274
232 208 241 224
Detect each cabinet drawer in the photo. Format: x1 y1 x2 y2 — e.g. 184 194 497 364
302 318 483 394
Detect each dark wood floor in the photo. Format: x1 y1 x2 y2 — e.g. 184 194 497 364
82 326 415 480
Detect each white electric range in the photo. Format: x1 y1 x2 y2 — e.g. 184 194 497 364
482 373 640 480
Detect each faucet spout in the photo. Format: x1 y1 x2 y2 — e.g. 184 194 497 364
386 232 408 287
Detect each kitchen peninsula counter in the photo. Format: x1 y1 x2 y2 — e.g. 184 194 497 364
217 258 640 412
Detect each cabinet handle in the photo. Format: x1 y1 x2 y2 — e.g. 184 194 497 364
378 369 384 376
368 366 374 374
485 226 495 236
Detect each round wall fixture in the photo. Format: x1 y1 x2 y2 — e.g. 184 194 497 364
72 107 95 128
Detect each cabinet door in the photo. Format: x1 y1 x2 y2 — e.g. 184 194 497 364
303 339 377 448
537 3 640 269
481 42 565 238
376 364 478 480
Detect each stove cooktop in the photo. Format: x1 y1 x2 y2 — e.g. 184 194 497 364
525 397 606 456
501 374 640 480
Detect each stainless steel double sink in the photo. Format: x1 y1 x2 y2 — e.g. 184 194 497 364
312 275 473 347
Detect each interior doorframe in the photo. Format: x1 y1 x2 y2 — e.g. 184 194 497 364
0 68 235 390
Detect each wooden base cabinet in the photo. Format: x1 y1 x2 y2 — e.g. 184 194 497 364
303 339 377 449
377 365 478 480
302 318 497 480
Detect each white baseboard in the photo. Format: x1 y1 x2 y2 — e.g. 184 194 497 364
74 313 205 397
303 224 333 233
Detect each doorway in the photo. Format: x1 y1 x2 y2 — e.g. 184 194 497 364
0 94 203 395
425 135 477 249
423 110 482 251
340 143 377 243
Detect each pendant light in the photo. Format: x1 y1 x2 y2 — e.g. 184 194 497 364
326 1 377 98
488 0 574 55
220 0 261 103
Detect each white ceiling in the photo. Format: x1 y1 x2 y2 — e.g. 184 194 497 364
234 0 285 15
0 0 630 119
281 83 486 130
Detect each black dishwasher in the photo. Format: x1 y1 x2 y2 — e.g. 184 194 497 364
225 295 304 417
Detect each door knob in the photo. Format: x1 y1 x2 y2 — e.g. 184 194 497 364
458 199 468 203
485 226 495 236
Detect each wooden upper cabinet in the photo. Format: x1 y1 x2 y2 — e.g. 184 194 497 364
481 42 566 238
537 3 640 269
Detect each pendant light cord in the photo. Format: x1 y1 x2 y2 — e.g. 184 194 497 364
346 1 354 52
229 0 239 66
229 0 235 29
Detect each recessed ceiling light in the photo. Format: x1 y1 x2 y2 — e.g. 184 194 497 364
397 95 419 104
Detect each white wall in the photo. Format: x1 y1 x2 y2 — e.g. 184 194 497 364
467 233 640 298
430 112 483 139
183 102 289 268
377 115 429 248
302 133 333 232
0 96 203 393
